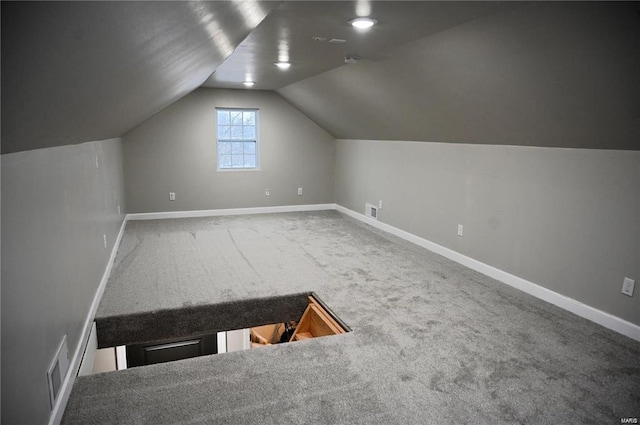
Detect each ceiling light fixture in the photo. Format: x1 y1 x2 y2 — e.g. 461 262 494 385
349 17 377 30
274 61 291 70
243 81 255 87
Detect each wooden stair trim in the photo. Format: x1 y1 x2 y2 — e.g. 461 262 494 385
289 296 345 342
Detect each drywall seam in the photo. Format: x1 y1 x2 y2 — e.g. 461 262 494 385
335 204 640 342
48 216 128 425
126 204 336 220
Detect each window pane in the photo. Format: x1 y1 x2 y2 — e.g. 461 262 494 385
243 111 255 126
217 110 230 125
231 142 243 154
217 109 257 170
244 155 256 168
219 154 232 168
231 155 244 168
231 126 243 139
244 142 256 154
218 125 230 139
243 126 255 140
218 142 231 155
230 111 243 126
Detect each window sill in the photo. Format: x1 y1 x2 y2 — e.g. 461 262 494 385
217 167 261 173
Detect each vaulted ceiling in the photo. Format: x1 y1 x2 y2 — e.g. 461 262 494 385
1 1 277 154
2 1 639 154
1 1 516 154
201 1 512 90
278 2 640 150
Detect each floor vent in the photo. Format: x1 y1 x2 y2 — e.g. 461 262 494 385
47 335 70 409
365 203 378 220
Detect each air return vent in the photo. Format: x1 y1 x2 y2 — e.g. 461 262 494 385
47 335 70 409
365 203 378 220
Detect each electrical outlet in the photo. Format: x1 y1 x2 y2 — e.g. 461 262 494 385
297 187 303 196
169 192 176 201
621 277 635 297
378 200 383 210
457 224 463 237
103 234 107 249
117 205 121 215
265 189 270 197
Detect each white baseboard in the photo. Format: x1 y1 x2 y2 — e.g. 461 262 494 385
335 204 640 342
48 217 128 425
51 201 639 425
49 203 337 423
126 203 336 221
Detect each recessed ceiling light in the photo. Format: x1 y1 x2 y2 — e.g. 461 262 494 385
274 61 291 70
349 17 377 30
243 81 255 87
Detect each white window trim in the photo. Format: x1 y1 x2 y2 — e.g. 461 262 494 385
215 107 259 171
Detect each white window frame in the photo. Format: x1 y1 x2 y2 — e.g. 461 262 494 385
216 108 259 171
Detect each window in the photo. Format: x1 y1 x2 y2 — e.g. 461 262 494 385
216 108 258 170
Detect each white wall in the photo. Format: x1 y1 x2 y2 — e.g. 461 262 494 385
225 329 251 353
335 139 640 326
1 138 126 425
123 88 335 213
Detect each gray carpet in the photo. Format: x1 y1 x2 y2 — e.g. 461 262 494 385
64 211 640 424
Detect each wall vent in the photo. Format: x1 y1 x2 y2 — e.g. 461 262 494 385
365 203 378 220
47 335 70 409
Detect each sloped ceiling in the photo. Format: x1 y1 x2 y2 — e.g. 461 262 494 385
277 2 640 150
1 1 278 154
2 0 516 155
3 1 638 154
202 1 514 90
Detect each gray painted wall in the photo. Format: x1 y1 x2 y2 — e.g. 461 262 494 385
336 139 640 326
123 88 335 213
1 138 126 425
279 2 640 150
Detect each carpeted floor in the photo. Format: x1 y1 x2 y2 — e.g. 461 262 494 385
63 211 640 424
